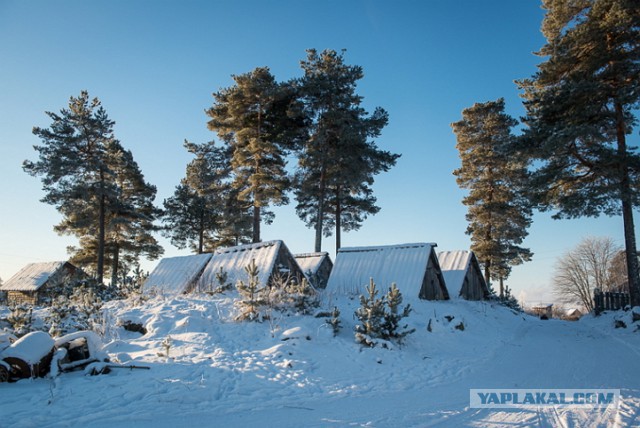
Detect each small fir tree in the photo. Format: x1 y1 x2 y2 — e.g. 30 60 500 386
326 306 342 337
235 259 268 321
381 283 415 344
354 278 387 347
355 279 414 347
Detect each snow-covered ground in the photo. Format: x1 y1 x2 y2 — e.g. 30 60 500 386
1 292 638 427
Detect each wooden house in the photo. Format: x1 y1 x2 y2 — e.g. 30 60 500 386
562 308 583 321
0 261 86 306
294 252 333 289
437 250 490 300
325 243 449 301
143 253 213 295
531 303 553 319
198 240 308 291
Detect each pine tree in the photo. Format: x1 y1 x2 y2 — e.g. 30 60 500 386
295 49 399 253
235 259 268 321
24 91 119 283
452 98 533 297
162 141 247 253
67 140 163 285
381 283 415 343
207 67 303 243
354 278 387 347
516 0 640 306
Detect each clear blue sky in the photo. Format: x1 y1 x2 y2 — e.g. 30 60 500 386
1 0 636 305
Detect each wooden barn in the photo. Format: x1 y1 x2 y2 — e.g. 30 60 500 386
438 250 490 300
0 261 86 306
294 252 333 289
143 253 213 295
325 243 450 301
198 240 308 291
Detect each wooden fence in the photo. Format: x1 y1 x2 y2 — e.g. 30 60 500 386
593 290 630 314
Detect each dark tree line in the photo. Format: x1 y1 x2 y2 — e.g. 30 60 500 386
164 49 399 255
26 50 397 282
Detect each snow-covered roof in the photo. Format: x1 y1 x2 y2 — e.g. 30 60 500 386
0 261 68 292
438 251 473 292
326 243 441 299
294 252 331 276
199 240 296 289
144 253 213 295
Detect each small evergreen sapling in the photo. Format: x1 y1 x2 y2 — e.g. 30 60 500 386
381 283 415 344
326 306 342 337
235 259 268 321
354 278 387 347
354 279 415 347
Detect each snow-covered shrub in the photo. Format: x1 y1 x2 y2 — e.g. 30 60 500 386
6 304 34 337
276 276 318 315
326 306 342 337
499 286 522 312
45 284 105 337
355 279 415 347
204 267 233 295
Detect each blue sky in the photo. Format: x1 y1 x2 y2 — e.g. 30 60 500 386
0 0 636 305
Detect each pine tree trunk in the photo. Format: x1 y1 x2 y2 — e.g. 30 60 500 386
97 170 106 284
110 244 119 287
499 276 504 300
484 259 491 294
315 164 327 252
335 185 342 254
252 204 261 243
615 101 640 307
198 209 205 254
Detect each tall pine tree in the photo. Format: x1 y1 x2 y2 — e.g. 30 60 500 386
516 0 640 306
206 67 303 243
25 91 118 283
67 140 163 285
295 49 399 252
452 99 533 297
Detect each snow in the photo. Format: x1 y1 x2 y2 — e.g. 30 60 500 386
0 261 66 292
143 253 212 295
438 250 472 292
1 294 639 427
199 240 287 290
1 331 54 364
294 252 329 276
326 243 445 300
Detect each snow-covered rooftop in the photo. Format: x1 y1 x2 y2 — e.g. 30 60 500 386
294 252 330 276
438 250 472 292
0 261 68 292
326 243 440 299
143 253 213 295
199 240 294 289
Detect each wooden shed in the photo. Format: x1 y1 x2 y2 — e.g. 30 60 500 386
0 261 86 306
437 250 490 300
198 240 308 291
143 253 213 295
325 243 449 301
294 252 333 289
